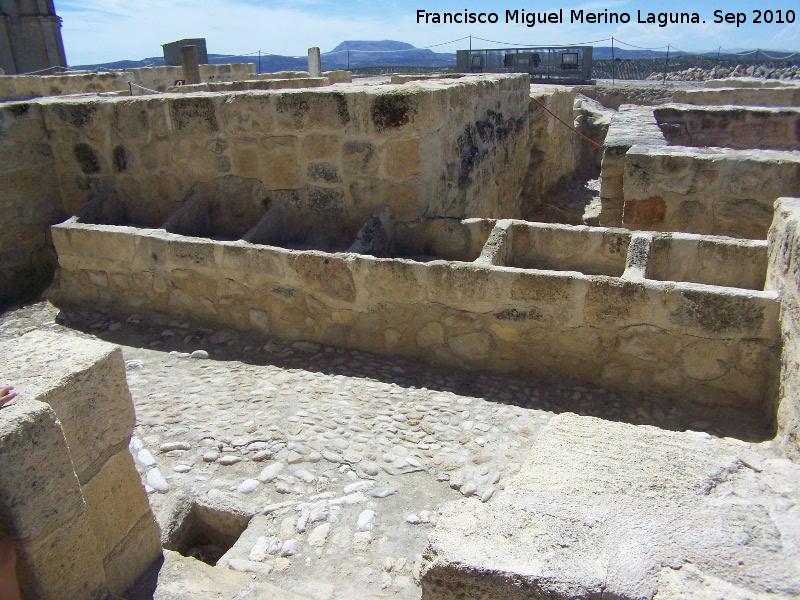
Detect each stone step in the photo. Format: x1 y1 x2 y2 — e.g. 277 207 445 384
420 413 800 599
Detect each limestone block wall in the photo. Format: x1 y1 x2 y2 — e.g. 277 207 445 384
167 77 331 93
600 103 800 237
0 63 258 100
0 101 60 304
0 75 530 307
51 218 780 412
705 77 800 89
673 87 800 108
767 197 800 461
622 145 800 239
520 85 580 218
0 331 161 598
655 105 800 151
599 105 667 227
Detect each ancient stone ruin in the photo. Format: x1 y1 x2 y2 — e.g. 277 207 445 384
1 69 799 599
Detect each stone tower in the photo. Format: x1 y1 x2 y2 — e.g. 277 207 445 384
0 0 67 75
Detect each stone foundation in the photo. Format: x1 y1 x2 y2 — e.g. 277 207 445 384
0 331 161 598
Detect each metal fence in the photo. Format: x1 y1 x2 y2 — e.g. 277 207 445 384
455 46 593 83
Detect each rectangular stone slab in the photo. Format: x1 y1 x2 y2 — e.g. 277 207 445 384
421 413 800 599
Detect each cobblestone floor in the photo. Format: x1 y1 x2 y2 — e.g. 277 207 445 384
0 299 772 599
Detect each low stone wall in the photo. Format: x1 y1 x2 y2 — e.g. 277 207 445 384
600 106 800 239
768 197 800 461
51 217 780 410
0 331 161 598
622 145 800 239
705 77 800 89
167 77 331 93
655 104 800 151
0 63 258 100
167 71 352 94
0 74 531 307
673 86 800 107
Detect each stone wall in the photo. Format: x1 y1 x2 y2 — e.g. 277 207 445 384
599 105 666 227
519 86 580 218
0 63 257 100
673 86 800 107
600 104 800 238
767 197 800 461
622 145 800 239
51 218 780 411
167 71 352 94
0 74 531 307
0 101 60 305
655 105 800 151
0 331 161 598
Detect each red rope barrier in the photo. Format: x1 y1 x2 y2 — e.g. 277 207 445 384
530 95 604 150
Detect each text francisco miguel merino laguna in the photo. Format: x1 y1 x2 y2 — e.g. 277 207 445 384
418 8 742 28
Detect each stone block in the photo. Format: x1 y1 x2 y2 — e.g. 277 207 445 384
0 330 135 484
422 413 800 600
0 400 107 600
342 140 380 177
81 450 153 558
386 139 421 178
302 134 339 160
103 510 162 597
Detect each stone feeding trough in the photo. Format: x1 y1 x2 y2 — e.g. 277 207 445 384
53 193 780 420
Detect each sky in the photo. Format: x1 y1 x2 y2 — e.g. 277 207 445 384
57 0 800 66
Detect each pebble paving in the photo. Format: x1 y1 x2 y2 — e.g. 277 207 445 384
0 301 770 599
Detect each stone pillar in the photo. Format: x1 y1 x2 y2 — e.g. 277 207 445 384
308 47 321 78
180 45 201 84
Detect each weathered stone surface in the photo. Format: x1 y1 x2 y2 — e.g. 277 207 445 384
0 400 107 600
154 550 309 599
421 413 800 599
768 197 800 461
0 330 134 484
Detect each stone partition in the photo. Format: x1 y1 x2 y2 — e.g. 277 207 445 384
655 104 800 151
0 331 161 598
0 74 531 307
599 105 667 227
673 86 800 107
50 217 780 411
768 197 800 461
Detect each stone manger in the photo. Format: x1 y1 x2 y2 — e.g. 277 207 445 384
51 210 780 416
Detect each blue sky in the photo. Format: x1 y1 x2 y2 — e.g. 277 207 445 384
57 0 800 66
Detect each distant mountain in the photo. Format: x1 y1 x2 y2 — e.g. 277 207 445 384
330 40 416 52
